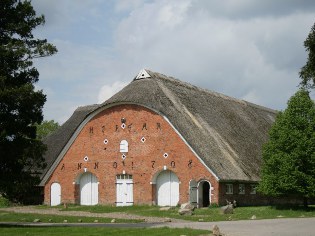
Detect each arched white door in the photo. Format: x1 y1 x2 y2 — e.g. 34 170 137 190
156 170 179 206
80 172 98 205
50 182 61 206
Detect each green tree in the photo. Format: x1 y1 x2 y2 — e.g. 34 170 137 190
36 120 59 140
300 22 315 89
258 89 315 207
0 0 57 203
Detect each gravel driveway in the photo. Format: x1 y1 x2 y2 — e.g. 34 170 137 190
0 206 186 223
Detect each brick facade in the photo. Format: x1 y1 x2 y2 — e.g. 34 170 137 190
44 104 219 206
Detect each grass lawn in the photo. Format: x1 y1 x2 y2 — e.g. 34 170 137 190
56 204 315 222
0 211 142 223
0 226 211 236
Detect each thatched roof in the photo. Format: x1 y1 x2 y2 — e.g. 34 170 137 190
40 70 276 185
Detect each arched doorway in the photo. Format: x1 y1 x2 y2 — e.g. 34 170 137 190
197 180 211 207
156 170 179 206
79 172 98 205
50 182 61 206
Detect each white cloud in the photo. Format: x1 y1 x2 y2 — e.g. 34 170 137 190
98 81 129 103
111 0 313 110
30 0 315 122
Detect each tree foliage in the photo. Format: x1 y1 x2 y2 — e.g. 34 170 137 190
36 120 60 140
258 89 315 207
0 0 57 202
300 22 315 89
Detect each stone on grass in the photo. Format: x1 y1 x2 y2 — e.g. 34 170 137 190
178 208 193 216
63 219 68 223
180 202 195 211
33 219 41 223
212 225 221 236
220 204 233 214
198 218 204 222
48 219 53 222
164 217 172 222
78 219 82 222
251 215 256 220
94 219 99 223
111 219 116 223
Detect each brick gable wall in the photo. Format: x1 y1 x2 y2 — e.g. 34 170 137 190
44 104 219 205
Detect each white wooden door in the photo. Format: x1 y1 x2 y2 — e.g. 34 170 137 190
116 174 133 206
80 173 98 205
156 170 179 206
50 182 61 206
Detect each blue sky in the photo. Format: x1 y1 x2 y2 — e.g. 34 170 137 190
32 0 315 124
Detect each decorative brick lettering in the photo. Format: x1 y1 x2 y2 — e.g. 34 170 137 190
128 124 132 131
171 161 175 168
142 123 147 130
113 162 117 169
188 160 192 168
94 162 99 169
157 123 161 130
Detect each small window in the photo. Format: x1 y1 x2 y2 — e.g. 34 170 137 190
239 184 245 194
120 140 128 153
117 174 132 180
226 184 233 194
250 184 257 194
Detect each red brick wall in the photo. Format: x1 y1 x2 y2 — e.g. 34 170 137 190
44 104 219 205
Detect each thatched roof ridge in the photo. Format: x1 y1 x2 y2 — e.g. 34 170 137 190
40 70 277 184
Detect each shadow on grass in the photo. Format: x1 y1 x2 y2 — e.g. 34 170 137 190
271 205 315 212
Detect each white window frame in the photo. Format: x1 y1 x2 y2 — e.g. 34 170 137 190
238 184 245 194
226 184 233 194
120 140 128 153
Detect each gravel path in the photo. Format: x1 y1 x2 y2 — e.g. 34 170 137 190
1 206 188 223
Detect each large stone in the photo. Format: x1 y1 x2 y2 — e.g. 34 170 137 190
220 204 234 214
180 202 195 211
178 208 193 216
33 219 41 223
212 224 221 236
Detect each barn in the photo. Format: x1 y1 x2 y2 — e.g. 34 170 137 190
40 69 277 207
